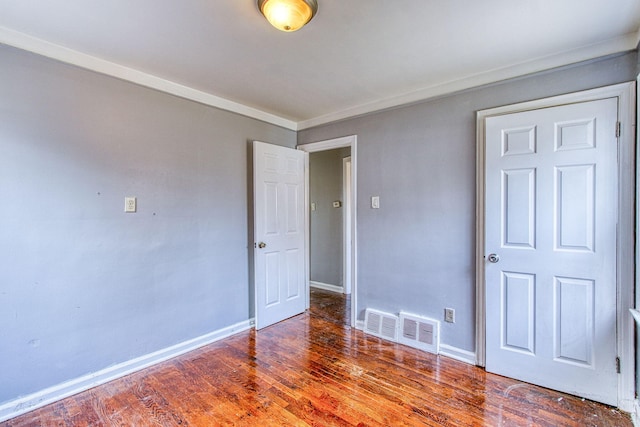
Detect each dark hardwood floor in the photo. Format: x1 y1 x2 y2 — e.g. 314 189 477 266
2 289 631 426
309 287 350 326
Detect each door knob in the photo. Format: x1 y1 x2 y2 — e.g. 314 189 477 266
258 242 267 249
487 253 500 263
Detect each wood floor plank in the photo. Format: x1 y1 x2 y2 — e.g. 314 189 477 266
1 289 632 426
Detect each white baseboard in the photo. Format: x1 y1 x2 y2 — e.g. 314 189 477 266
354 320 476 366
310 281 343 293
0 319 254 423
438 344 477 365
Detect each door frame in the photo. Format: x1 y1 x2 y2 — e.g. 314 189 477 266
343 156 352 295
298 135 357 327
475 82 636 410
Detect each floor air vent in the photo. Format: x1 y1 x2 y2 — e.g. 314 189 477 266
399 312 440 354
364 309 398 341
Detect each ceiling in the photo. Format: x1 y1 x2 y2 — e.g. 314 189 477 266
1 1 639 130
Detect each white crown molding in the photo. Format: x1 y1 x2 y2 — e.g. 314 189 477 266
297 32 639 130
0 26 298 131
1 26 637 133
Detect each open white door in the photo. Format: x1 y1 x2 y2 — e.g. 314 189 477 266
484 98 619 405
253 141 306 329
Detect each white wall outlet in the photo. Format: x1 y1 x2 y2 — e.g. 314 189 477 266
444 308 455 323
124 197 137 213
333 200 342 208
311 202 316 211
371 196 380 209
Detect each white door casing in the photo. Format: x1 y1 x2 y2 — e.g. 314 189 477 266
343 156 352 295
484 98 618 405
253 141 306 329
298 135 358 327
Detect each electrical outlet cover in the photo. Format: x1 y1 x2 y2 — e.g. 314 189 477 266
444 308 455 323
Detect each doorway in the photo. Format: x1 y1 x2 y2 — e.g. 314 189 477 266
298 135 357 327
307 149 351 325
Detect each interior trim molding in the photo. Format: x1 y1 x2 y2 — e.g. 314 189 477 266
297 33 639 130
0 26 298 131
1 26 637 132
298 135 358 327
310 281 344 293
0 319 254 423
439 344 477 366
354 318 476 366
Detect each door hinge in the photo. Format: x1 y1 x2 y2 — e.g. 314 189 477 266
615 121 621 138
616 356 621 374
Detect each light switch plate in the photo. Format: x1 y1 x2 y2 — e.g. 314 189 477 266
371 196 380 209
124 197 137 213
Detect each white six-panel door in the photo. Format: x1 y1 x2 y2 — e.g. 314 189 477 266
484 98 619 405
254 141 306 329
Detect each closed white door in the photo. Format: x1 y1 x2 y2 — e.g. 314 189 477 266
254 141 306 329
484 98 618 405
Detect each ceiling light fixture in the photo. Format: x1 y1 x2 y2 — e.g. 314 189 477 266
258 0 318 32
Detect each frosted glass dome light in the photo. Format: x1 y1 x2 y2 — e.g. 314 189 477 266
258 0 318 32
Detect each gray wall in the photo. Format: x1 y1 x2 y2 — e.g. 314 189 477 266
309 148 350 287
0 44 295 404
298 51 638 352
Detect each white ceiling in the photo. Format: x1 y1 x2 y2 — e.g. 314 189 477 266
1 1 639 130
